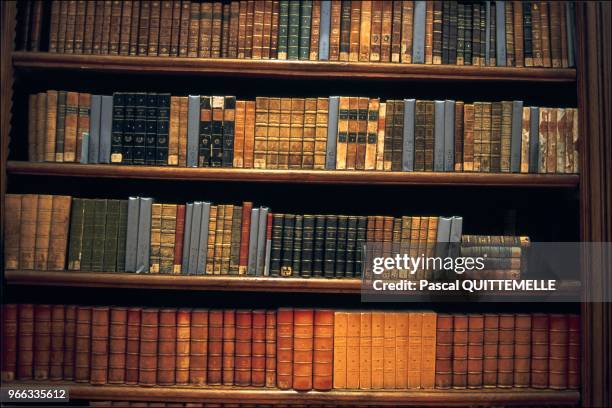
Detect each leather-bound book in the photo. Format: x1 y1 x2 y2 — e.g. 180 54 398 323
1 304 18 381
466 314 484 389
312 215 325 277
107 0 122 55
407 312 423 388
187 2 199 57
568 314 580 389
358 311 372 389
74 306 92 383
313 310 333 391
302 98 317 168
314 97 329 169
391 0 402 62
441 1 450 63
17 304 34 380
148 1 162 55
229 1 241 58
490 102 503 172
108 307 127 384
173 204 186 274
383 312 397 389
451 314 468 389
277 98 291 169
413 100 426 171
233 100 247 168
300 215 315 277
482 314 499 388
336 96 349 169
472 102 483 171
291 215 303 277
423 100 435 171
560 3 568 68
137 1 151 55
234 310 252 386
199 2 213 57
395 312 409 389
149 203 162 273
514 314 532 388
344 216 357 277
345 311 360 389
251 309 267 386
125 308 141 385
63 0 77 54
530 313 549 389
238 202 254 275
435 313 453 389
55 91 67 163
33 305 51 380
334 215 347 277
76 92 91 163
364 98 379 170
189 309 208 385
48 1 61 53
168 96 180 165
252 0 265 59
206 310 223 384
110 92 125 164
266 97 281 169
323 215 338 278
222 96 236 168
354 97 368 170
99 1 113 54
338 0 350 61
157 309 177 386
117 1 131 55
391 100 405 171
28 95 37 162
549 1 561 67
220 3 231 57
401 0 414 63
523 2 533 66
540 2 551 67
497 313 515 388
424 1 433 63
380 0 392 62
222 310 236 385
73 0 87 54
175 309 191 385
91 307 110 385
531 3 542 66
453 101 464 171
261 1 273 59
512 1 524 67
332 311 348 389
139 308 159 386
33 195 52 271
358 1 372 62
289 98 305 169
244 0 255 58
549 314 568 389
328 0 341 60
254 97 268 168
354 216 367 277
547 108 558 174
421 311 437 389
127 1 140 56
38 92 49 163
277 308 294 389
504 2 514 66
348 0 360 61
62 305 77 381
265 310 277 387
432 0 442 64
277 0 289 58
383 100 394 171
500 100 513 172
309 0 320 60
57 1 69 54
178 1 190 57
229 206 243 275
370 311 384 389
169 0 182 56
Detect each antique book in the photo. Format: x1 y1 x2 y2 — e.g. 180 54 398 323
435 314 453 389
254 97 268 168
108 307 127 384
483 314 500 388
309 0 321 60
549 314 568 389
1 304 18 381
328 0 341 60
370 0 382 61
235 310 252 386
74 306 92 383
287 1 300 59
380 0 393 62
332 311 347 388
531 313 549 389
19 194 38 270
451 314 468 389
289 98 305 169
17 304 34 380
364 98 380 170
371 312 384 389
189 309 208 385
454 101 464 171
325 96 339 169
391 0 402 62
277 308 294 389
277 98 291 169
265 310 276 387
125 307 141 385
319 0 331 60
513 314 532 388
383 312 396 389
375 102 386 170
56 91 68 162
293 309 314 391
432 1 443 64
314 97 329 169
251 310 267 386
339 0 351 60
4 195 21 270
348 1 361 61
513 0 524 66
33 195 52 271
421 311 437 389
62 305 76 381
497 313 515 388
302 98 317 168
358 311 372 389
175 309 191 385
490 102 503 172
47 305 64 381
359 1 372 62
33 304 51 380
47 195 72 271
222 310 236 385
568 314 580 389
466 314 484 389
139 308 159 386
401 0 414 63
90 307 110 385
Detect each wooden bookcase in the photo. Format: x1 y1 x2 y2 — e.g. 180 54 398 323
1 1 610 406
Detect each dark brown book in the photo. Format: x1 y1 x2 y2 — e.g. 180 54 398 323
138 0 151 55
169 0 182 56
467 314 484 389
33 305 51 380
260 0 272 59
65 0 78 54
514 314 532 388
483 314 499 388
380 0 393 62
211 2 223 58
293 308 314 391
276 308 293 389
49 1 61 53
158 0 173 56
222 310 236 385
435 313 453 389
313 309 334 391
513 0 524 67
270 0 280 59
568 314 580 390
549 314 568 389
175 309 191 385
58 1 70 53
62 305 76 381
125 308 141 385
265 310 277 387
348 0 361 61
189 309 208 385
128 1 141 56
221 2 231 57
100 0 113 54
235 310 252 386
390 0 402 62
206 310 223 385
505 1 514 66
157 309 177 386
108 307 127 384
17 304 34 380
245 0 255 58
329 0 342 60
118 1 132 55
540 2 551 67
178 0 190 57
432 0 443 64
46 305 63 381
229 1 241 58
531 313 549 389
90 307 110 385
73 0 87 54
452 314 468 389
108 0 122 55
251 309 267 386
148 1 162 56
549 1 562 67
498 313 515 388
74 306 92 383
139 308 159 386
1 305 18 381
187 2 200 57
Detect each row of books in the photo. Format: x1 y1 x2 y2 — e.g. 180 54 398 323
27 91 580 174
90 403 267 408
18 1 576 68
1 305 580 390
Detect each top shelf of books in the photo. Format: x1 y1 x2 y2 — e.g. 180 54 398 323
13 52 576 83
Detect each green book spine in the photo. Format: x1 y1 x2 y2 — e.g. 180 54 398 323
67 198 85 271
335 215 348 277
277 1 290 59
355 216 367 277
270 214 284 277
300 215 314 278
102 199 121 272
90 199 108 272
323 215 337 278
312 215 326 277
287 1 300 60
55 91 67 162
298 1 312 60
291 215 303 276
280 214 295 276
344 216 358 277
116 200 128 272
80 199 96 271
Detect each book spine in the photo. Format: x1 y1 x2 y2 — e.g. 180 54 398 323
451 314 467 389
32 305 51 380
277 308 293 389
383 312 396 388
138 308 159 386
235 310 252 385
189 309 208 384
390 0 402 62
359 1 372 62
510 100 524 172
124 307 141 384
222 310 235 385
74 306 91 383
47 195 72 271
329 0 342 60
33 195 52 271
498 313 515 388
4 195 21 271
108 307 127 384
168 96 180 165
251 310 266 386
339 0 350 60
467 314 484 389
309 0 320 60
175 308 191 385
46 304 64 381
435 314 453 389
292 215 303 276
265 310 277 387
99 95 113 163
293 309 314 390
319 1 331 60
222 96 237 167
380 0 392 62
90 307 109 385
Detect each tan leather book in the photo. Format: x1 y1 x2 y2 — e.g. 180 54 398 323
4 195 21 270
407 312 423 388
245 0 256 58
329 0 342 60
424 1 434 64
348 1 361 61
556 108 567 173
251 309 266 386
233 100 246 168
252 0 265 59
289 98 305 169
33 195 52 271
175 309 191 385
400 0 414 63
395 312 409 389
549 2 561 67
293 308 314 390
178 97 188 166
189 309 208 385
221 3 232 57
520 106 531 173
336 96 350 169
266 98 281 169
540 2 551 67
198 2 213 57
500 101 513 172
148 203 162 273
480 102 492 172
332 311 348 389
238 0 248 57
513 1 524 67
222 310 236 385
277 308 293 389
277 98 291 169
265 310 276 387
564 108 574 173
74 0 87 54
221 204 234 273
370 311 384 389
364 98 379 170
547 108 558 174
538 107 549 173
43 91 55 162
254 97 269 168
33 304 51 380
497 313 515 388
391 0 402 62
358 311 372 389
168 96 180 165
472 102 483 171
47 195 71 271
211 2 223 58
345 96 358 170
212 205 225 274
490 102 503 172
157 1 173 56
207 309 224 385
309 0 321 60
157 309 177 385
355 97 369 170
205 205 218 275
314 97 329 169
380 0 392 62
160 204 177 274
358 1 372 61
514 314 532 388
375 102 386 170
243 101 256 167
382 312 396 389
369 0 382 61
19 195 39 270
421 311 437 389
302 98 317 169
345 311 360 389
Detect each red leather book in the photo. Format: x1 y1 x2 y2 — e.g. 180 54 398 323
483 314 499 388
549 314 568 389
265 310 277 388
435 313 453 389
125 308 141 385
276 308 293 389
17 304 34 380
1 304 18 381
33 304 51 380
567 314 580 390
173 204 186 274
62 305 77 381
251 309 267 386
313 309 334 391
293 308 314 391
467 314 484 389
497 314 515 388
531 313 549 389
222 310 236 385
74 306 92 383
514 314 532 388
452 314 468 389
157 309 177 386
238 202 253 274
235 310 252 386
48 305 64 380
108 307 127 384
139 308 159 386
90 306 110 385
206 310 224 385
175 308 191 385
190 309 208 385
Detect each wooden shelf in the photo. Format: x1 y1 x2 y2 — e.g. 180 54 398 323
12 52 577 82
4 382 580 406
6 161 579 187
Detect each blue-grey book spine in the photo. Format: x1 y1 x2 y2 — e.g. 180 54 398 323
256 207 269 276
436 216 453 277
448 215 463 273
495 1 506 66
187 95 200 167
566 2 576 67
510 100 524 172
187 202 202 275
88 95 102 164
402 99 416 171
484 1 491 64
528 107 540 173
136 197 152 273
196 202 211 275
181 203 193 274
412 1 427 63
319 1 331 60
325 96 339 169
434 100 446 171
80 132 89 164
247 208 260 275
125 197 140 272
99 95 113 163
444 100 455 171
